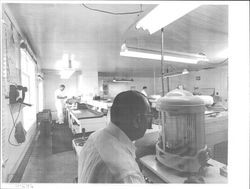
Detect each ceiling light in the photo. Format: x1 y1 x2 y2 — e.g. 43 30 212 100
55 53 79 70
136 3 202 34
120 44 208 64
164 69 190 78
112 78 134 83
55 53 80 79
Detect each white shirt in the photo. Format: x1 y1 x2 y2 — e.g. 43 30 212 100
54 89 66 104
78 122 145 183
141 89 147 97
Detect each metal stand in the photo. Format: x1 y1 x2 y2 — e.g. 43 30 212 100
160 28 165 97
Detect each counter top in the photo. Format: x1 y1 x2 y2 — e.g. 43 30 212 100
68 108 104 120
205 111 228 122
81 99 112 110
140 155 227 183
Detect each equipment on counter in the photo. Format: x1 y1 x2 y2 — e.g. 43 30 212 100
197 95 214 106
76 102 88 110
93 95 101 100
66 96 81 106
220 166 227 177
155 89 211 173
192 88 215 106
73 138 87 146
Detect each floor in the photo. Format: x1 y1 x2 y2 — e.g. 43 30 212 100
21 123 78 183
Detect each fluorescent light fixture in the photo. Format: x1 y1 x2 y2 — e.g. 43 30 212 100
164 69 189 78
136 3 202 34
112 78 134 83
55 53 80 79
120 44 208 64
55 53 79 70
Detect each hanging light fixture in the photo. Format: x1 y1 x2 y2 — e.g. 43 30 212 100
120 43 209 64
59 54 77 79
112 77 134 83
163 68 190 78
136 2 202 35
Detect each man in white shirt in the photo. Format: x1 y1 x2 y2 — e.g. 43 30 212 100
141 86 148 97
78 90 153 183
54 84 67 124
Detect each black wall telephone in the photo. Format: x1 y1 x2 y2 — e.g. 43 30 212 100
9 85 29 105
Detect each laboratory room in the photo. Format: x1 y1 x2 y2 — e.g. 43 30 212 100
1 2 229 184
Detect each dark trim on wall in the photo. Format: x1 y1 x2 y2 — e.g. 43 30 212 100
10 130 38 183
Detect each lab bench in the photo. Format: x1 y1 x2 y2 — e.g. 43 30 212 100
205 111 228 150
71 109 228 183
135 112 228 183
139 155 227 183
83 99 112 112
67 107 107 134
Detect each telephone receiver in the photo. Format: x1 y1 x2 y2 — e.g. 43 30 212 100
16 85 28 103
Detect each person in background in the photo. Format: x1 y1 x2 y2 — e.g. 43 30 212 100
54 84 67 124
177 84 184 90
78 90 153 183
193 87 200 95
141 86 148 97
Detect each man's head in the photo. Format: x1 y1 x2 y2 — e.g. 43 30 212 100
142 86 147 90
110 90 152 141
177 85 184 90
60 84 65 91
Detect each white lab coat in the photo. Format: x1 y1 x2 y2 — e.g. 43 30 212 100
54 89 66 123
78 122 145 183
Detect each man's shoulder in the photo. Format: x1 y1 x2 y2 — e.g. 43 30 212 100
81 129 142 182
86 129 121 156
85 129 108 147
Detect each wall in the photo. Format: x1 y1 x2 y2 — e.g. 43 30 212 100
98 76 155 98
168 66 228 100
78 71 98 99
99 65 228 101
1 8 39 182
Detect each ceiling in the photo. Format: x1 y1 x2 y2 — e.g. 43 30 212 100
6 3 228 77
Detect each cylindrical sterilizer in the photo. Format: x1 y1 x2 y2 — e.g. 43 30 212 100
155 89 209 173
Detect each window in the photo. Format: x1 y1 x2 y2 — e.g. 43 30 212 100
21 49 37 131
38 79 44 112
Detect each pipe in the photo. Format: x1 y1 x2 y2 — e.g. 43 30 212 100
161 28 165 97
